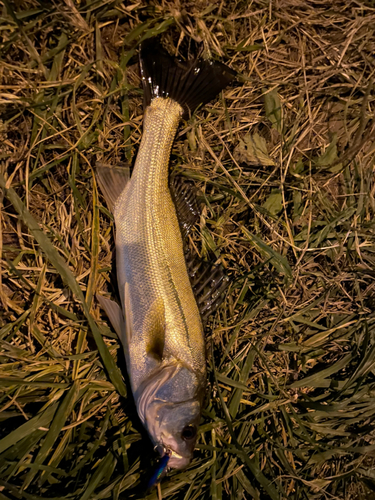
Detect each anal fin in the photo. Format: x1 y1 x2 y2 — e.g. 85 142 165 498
96 163 130 212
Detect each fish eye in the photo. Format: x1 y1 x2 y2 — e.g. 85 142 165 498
181 424 197 441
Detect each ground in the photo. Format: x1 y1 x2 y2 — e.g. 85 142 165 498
1 1 375 499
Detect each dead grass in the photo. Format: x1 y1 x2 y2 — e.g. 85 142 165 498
1 0 375 499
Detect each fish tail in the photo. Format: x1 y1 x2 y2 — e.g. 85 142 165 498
139 38 236 116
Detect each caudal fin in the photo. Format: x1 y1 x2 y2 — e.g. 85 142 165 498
139 39 236 116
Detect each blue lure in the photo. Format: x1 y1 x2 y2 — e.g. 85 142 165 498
148 451 171 489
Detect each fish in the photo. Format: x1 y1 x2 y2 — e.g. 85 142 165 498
96 38 236 470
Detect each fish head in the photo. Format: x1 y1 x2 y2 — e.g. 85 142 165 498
136 363 205 469
155 399 201 468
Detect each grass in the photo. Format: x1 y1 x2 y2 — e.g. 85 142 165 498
1 0 375 499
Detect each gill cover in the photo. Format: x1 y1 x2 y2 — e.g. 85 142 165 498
134 363 202 469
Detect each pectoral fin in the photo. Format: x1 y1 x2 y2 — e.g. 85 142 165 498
124 283 165 361
144 297 166 362
124 282 134 344
97 294 124 340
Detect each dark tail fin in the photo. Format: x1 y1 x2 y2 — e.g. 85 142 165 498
139 39 236 116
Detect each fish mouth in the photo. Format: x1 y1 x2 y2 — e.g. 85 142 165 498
167 451 192 469
157 442 192 470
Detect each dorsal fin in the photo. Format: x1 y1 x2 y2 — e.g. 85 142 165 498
169 174 228 321
170 174 201 239
169 175 229 324
185 248 230 326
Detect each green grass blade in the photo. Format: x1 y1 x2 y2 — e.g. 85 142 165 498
264 87 283 133
0 402 58 454
241 227 292 281
85 176 100 310
290 353 352 389
22 382 80 488
0 174 126 396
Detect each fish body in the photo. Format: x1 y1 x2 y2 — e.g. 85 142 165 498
97 39 236 469
115 97 206 467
